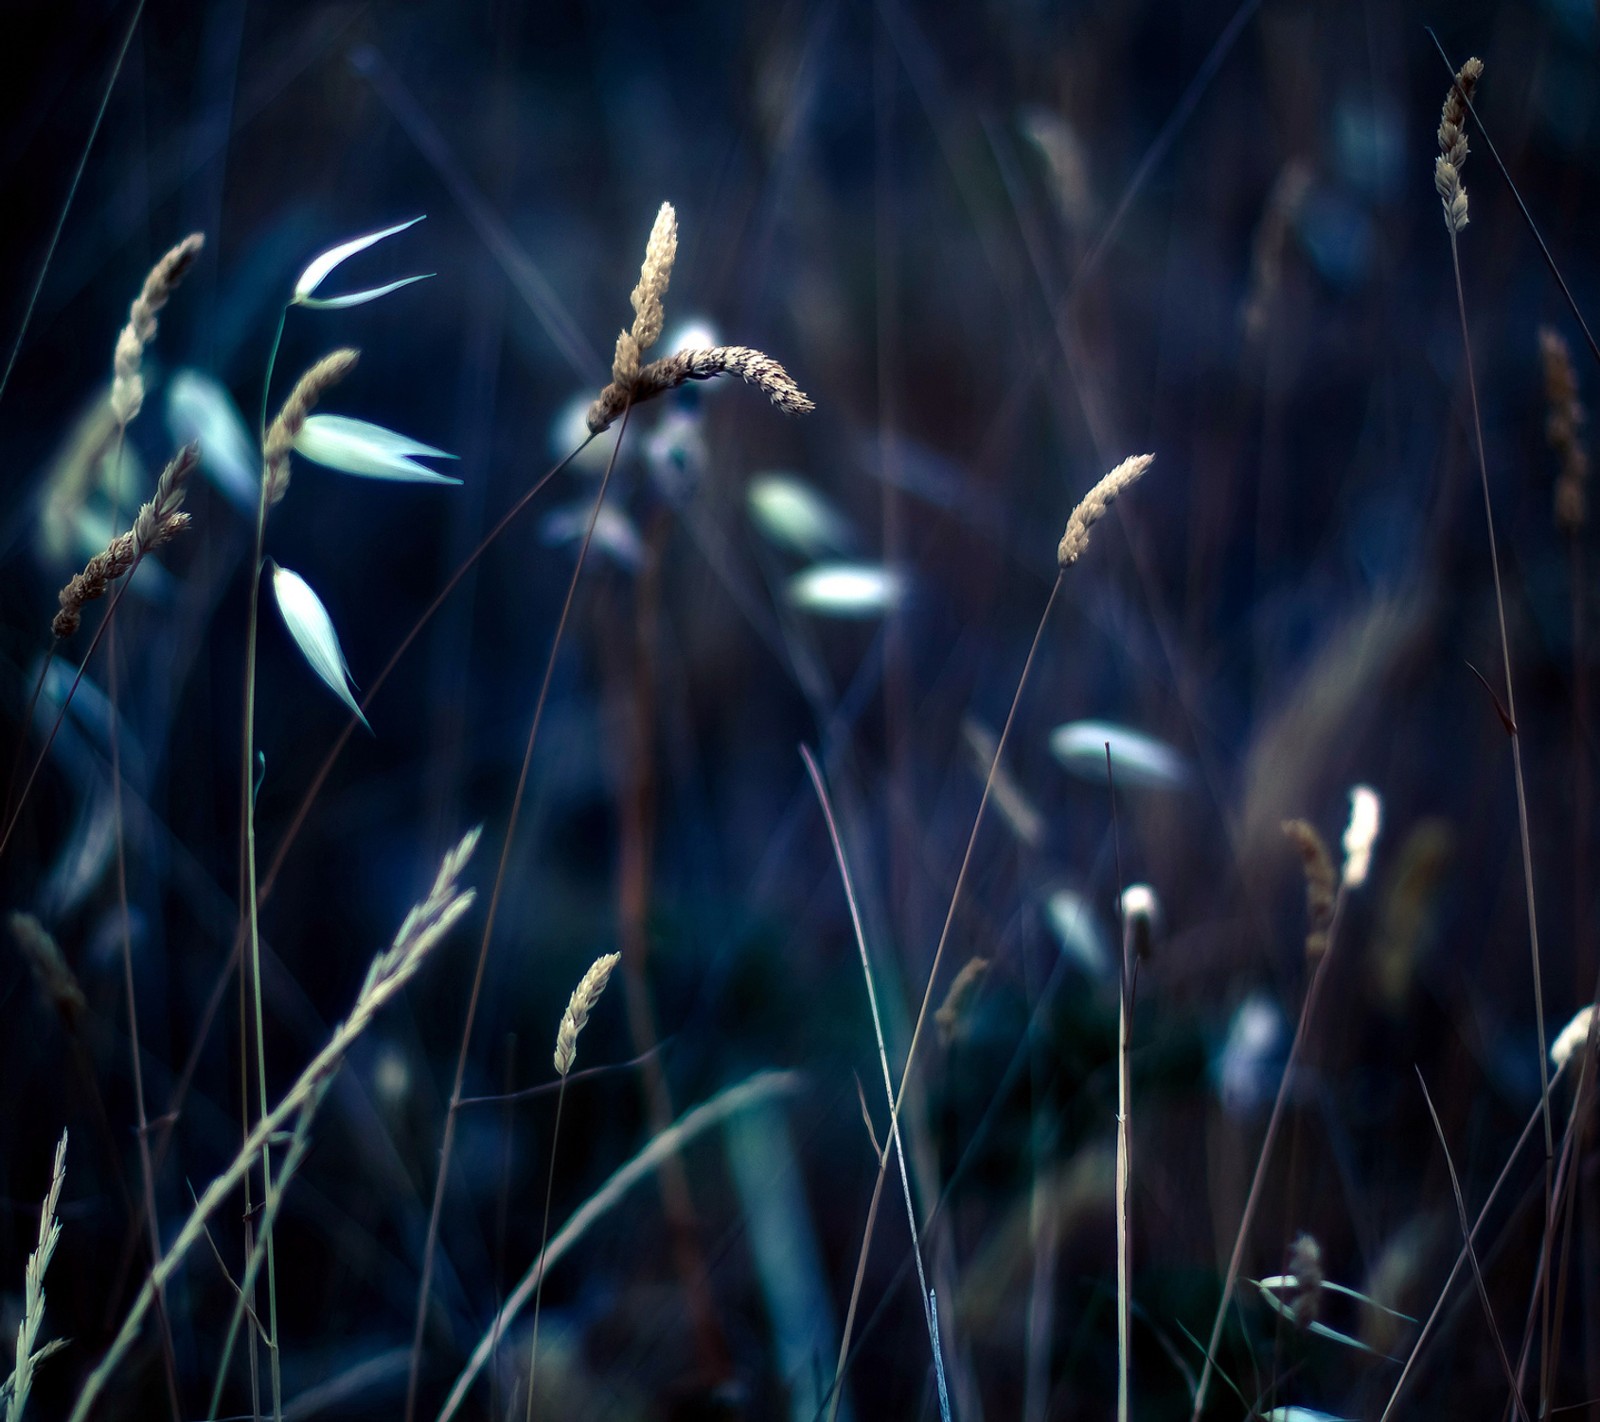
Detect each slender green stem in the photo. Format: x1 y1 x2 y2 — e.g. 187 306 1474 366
524 1080 567 1421
239 303 291 1422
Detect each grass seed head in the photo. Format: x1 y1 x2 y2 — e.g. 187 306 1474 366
53 441 198 637
110 233 204 427
554 952 621 1076
1283 818 1336 959
1057 454 1154 567
264 349 360 508
1434 58 1483 235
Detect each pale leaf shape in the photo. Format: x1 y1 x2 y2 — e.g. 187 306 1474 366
292 217 431 308
165 370 257 512
270 564 370 730
747 472 856 559
294 414 460 483
1049 719 1188 789
785 562 906 618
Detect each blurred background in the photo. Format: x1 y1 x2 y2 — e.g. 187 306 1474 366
2 0 1600 1417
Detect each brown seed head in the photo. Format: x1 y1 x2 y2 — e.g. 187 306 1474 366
1283 818 1336 960
935 956 990 1047
8 912 86 1029
264 349 359 508
1540 327 1589 532
53 442 198 637
587 345 815 434
110 233 205 427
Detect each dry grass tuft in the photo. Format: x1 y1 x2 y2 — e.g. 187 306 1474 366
1282 819 1336 960
1057 453 1154 567
110 233 204 426
586 203 813 433
554 952 621 1076
1540 327 1588 531
7 912 86 1029
1434 58 1483 235
263 348 360 508
53 441 198 637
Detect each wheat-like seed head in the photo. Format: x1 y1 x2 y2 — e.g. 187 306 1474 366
1282 818 1336 959
554 952 621 1076
53 442 198 637
1540 327 1589 532
10 1129 68 1422
1434 58 1483 235
1057 453 1154 567
8 913 86 1028
263 349 360 508
588 345 815 434
109 233 204 427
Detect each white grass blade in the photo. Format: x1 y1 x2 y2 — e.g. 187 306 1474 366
292 216 429 307
270 564 370 730
165 369 257 513
294 414 460 483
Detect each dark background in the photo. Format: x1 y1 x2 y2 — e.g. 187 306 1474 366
2 0 1599 1417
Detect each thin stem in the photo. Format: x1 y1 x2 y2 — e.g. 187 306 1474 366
803 746 938 1421
1448 229 1554 1408
0 0 145 412
832 572 1063 1410
1189 895 1346 1422
1108 743 1130 1422
1416 1070 1533 1422
404 409 629 1422
523 1079 567 1421
241 303 291 1422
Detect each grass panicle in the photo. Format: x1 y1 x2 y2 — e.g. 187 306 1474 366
1434 57 1483 235
1057 453 1154 567
934 955 990 1047
1541 327 1588 531
585 199 812 434
263 348 360 508
1282 818 1336 959
588 344 815 433
52 440 197 637
109 232 204 427
7 912 86 1029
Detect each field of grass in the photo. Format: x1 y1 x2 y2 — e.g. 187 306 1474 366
2 1 1599 1418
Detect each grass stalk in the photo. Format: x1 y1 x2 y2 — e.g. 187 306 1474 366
404 408 631 1422
1445 228 1555 1408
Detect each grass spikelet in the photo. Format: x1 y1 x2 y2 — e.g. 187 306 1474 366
1283 818 1336 959
109 233 204 426
263 348 359 508
52 441 197 637
935 956 990 1047
1057 453 1154 567
614 200 677 384
553 951 621 1076
7 912 86 1029
1540 327 1588 531
585 202 812 433
9 1130 68 1422
1433 58 1483 235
